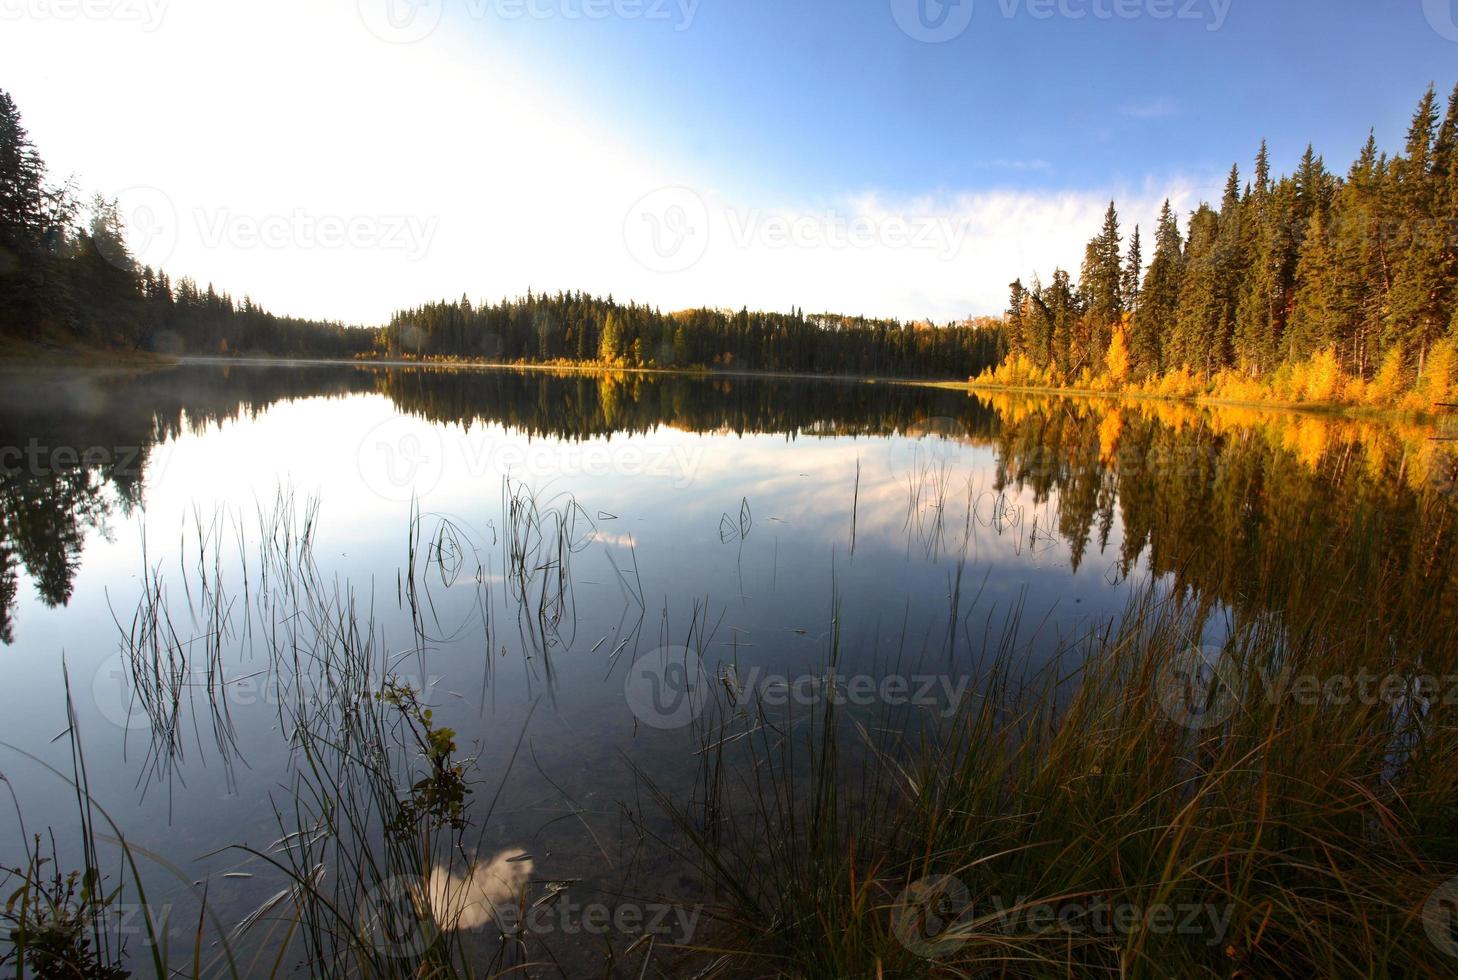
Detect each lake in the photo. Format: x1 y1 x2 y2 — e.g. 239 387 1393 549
2 361 1455 975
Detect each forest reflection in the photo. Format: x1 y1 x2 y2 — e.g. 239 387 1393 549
2 362 1455 648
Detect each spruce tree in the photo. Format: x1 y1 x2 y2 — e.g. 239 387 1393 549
1171 203 1221 373
1122 225 1142 314
0 89 51 333
1389 87 1444 371
1135 201 1183 376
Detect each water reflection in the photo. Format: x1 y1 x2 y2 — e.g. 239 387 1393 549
3 363 1455 650
3 362 1458 974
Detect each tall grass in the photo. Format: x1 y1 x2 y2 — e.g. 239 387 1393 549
636 569 1458 977
7 473 1455 977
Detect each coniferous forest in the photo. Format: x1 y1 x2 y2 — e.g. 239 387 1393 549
987 83 1458 412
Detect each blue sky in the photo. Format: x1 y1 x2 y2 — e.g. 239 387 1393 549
3 0 1454 323
476 0 1457 197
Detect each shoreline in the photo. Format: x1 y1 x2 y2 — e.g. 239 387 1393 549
5 345 1451 426
943 379 1455 425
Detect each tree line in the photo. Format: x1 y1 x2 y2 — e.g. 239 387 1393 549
378 293 1006 378
0 91 368 357
992 83 1458 409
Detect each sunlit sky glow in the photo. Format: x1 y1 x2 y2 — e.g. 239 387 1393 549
2 0 1454 324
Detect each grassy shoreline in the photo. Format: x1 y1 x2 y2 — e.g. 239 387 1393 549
6 342 1449 427
0 335 176 369
152 353 1458 427
931 378 1458 425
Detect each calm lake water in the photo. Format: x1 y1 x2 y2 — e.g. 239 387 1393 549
2 361 1456 972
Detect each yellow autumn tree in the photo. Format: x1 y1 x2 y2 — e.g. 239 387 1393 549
1105 316 1131 386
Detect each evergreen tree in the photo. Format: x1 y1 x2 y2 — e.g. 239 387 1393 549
0 89 52 333
1121 225 1142 314
1134 201 1183 376
1286 206 1340 360
1076 202 1123 374
1389 87 1445 370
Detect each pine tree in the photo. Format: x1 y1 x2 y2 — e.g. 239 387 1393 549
1206 165 1249 373
1171 204 1220 373
1389 87 1445 371
1135 201 1183 377
0 89 52 333
1006 279 1028 360
1077 202 1123 374
1121 225 1142 314
1287 206 1340 361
